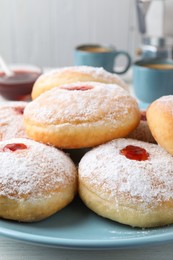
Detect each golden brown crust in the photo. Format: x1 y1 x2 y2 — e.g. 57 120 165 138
79 182 173 228
0 188 76 222
24 82 140 149
78 138 173 228
146 96 173 155
0 138 77 222
31 66 128 99
24 119 138 149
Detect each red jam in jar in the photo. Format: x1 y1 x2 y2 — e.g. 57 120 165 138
0 66 42 101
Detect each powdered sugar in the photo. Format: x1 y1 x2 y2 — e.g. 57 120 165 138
156 95 173 103
127 119 156 143
79 138 173 209
38 66 128 90
0 101 27 140
0 138 76 200
24 82 138 124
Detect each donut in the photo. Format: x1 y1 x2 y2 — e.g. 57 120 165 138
147 95 173 155
127 110 156 143
0 138 77 222
31 66 128 99
0 101 27 141
78 138 173 228
24 82 140 149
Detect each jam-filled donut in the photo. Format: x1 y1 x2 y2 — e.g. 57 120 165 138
127 110 156 143
0 101 27 141
31 66 128 99
79 138 173 228
0 138 77 222
147 96 173 155
24 82 140 149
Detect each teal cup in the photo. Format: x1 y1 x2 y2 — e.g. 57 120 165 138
74 44 131 74
133 58 173 104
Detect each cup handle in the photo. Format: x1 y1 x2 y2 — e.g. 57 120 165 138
113 51 131 74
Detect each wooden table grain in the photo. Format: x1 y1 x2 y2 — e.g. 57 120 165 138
0 236 173 260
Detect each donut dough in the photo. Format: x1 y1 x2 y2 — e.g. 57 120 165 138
128 110 156 143
0 101 27 141
31 66 129 99
79 138 173 228
0 138 77 222
24 82 140 149
147 95 173 155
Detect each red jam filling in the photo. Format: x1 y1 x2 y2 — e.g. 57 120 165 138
61 85 93 91
3 143 27 152
120 145 149 161
14 107 24 115
141 111 147 121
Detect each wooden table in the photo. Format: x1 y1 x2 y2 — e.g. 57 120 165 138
1 236 173 260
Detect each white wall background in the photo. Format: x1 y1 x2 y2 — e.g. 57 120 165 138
0 0 172 68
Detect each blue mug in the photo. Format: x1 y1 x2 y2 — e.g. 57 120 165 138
133 58 173 104
74 44 131 74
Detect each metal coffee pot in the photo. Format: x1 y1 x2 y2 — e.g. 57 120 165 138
139 36 173 59
135 0 173 59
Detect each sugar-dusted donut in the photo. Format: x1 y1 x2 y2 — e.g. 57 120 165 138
0 101 27 141
127 110 156 143
31 66 128 99
24 82 140 149
78 138 173 228
147 95 173 155
0 138 77 222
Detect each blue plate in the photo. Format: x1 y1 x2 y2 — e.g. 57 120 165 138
0 197 173 249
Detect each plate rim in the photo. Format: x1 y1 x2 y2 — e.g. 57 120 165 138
1 222 173 249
